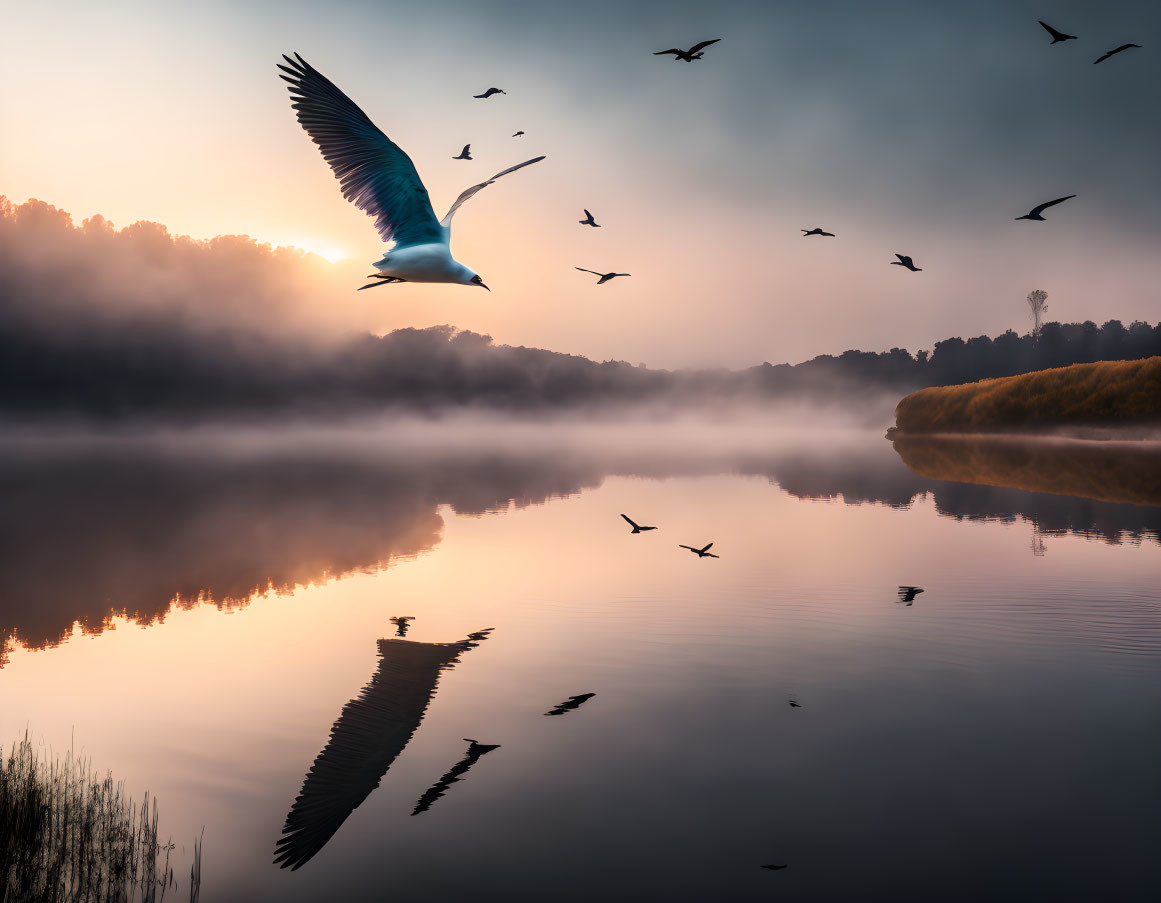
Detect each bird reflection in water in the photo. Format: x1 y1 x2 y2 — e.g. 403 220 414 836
411 739 501 816
544 693 596 717
897 586 925 605
389 616 415 637
273 627 493 870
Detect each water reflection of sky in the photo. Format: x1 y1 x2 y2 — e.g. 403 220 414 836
1 427 1158 901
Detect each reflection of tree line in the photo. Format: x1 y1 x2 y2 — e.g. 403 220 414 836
2 436 1157 664
0 448 605 657
892 436 1161 507
744 439 1161 546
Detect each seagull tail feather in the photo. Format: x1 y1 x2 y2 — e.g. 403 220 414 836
357 276 404 291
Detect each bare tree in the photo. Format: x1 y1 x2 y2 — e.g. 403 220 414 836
1026 289 1048 339
1030 524 1046 557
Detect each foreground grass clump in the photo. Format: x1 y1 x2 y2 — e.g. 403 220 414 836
1 735 201 903
894 357 1161 434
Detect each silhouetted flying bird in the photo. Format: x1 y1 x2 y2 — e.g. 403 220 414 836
801 228 835 237
1093 44 1141 64
512 130 525 137
579 209 600 227
1015 195 1075 221
452 144 472 160
474 87 506 98
545 693 596 716
679 542 719 559
762 864 789 871
890 254 922 272
654 39 721 62
576 267 630 284
621 514 657 534
1038 21 1077 44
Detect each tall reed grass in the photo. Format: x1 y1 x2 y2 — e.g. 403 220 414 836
1 734 202 903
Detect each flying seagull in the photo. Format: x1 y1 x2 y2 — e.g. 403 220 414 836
512 130 525 137
1015 195 1075 221
474 87 506 98
1038 21 1077 44
890 254 922 272
761 864 789 871
897 586 924 605
788 699 802 708
579 209 600 227
680 542 719 559
576 267 630 284
621 514 657 534
801 228 835 237
1094 43 1141 64
654 39 721 62
278 53 544 292
452 144 472 160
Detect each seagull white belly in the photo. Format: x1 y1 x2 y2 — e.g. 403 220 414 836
374 243 462 283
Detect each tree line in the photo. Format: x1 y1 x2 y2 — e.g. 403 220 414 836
1 310 1159 419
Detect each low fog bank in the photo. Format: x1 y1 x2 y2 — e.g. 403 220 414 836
0 415 892 467
5 197 1159 425
0 197 911 424
0 196 363 342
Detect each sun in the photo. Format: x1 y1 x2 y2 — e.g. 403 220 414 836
288 239 347 263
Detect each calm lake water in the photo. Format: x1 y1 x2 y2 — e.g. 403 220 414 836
2 422 1159 902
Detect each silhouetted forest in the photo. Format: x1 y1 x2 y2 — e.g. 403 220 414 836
9 313 1161 417
4 196 1161 419
3 310 1160 419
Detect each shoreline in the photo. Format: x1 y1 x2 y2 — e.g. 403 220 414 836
886 426 1161 444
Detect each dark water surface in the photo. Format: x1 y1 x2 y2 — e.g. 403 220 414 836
2 424 1158 902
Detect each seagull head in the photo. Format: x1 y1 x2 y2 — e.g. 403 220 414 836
447 260 489 290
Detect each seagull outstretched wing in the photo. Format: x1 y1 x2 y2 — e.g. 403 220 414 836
653 49 685 57
1029 195 1076 216
1038 21 1075 42
689 39 721 54
621 514 640 530
440 157 546 230
1094 44 1141 64
575 267 604 276
279 54 442 248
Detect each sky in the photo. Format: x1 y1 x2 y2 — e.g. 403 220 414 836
2 0 1158 368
